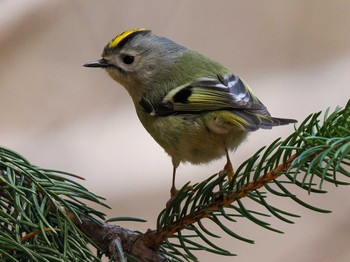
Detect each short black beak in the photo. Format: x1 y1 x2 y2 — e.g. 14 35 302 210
83 58 111 68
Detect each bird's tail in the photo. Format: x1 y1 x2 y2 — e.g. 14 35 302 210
257 115 297 130
231 109 297 131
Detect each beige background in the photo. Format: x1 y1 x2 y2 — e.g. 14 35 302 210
1 1 350 261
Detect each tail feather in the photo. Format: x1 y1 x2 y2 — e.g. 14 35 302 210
260 116 297 129
232 110 297 131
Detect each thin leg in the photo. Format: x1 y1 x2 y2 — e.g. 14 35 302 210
170 165 178 197
224 149 235 182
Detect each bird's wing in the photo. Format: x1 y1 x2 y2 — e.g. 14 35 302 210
139 74 267 115
138 73 296 131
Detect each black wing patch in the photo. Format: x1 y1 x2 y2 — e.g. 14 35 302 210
173 87 192 103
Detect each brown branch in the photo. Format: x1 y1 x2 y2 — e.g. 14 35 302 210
76 217 168 262
20 228 60 243
143 153 298 248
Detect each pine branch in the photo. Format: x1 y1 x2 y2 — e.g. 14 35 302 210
0 100 349 261
150 153 298 247
0 148 108 261
75 216 167 262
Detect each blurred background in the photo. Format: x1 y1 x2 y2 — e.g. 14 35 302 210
1 1 349 261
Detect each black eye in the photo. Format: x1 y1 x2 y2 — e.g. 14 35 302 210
122 55 134 64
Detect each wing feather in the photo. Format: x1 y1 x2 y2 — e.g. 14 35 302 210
163 74 265 112
138 73 296 130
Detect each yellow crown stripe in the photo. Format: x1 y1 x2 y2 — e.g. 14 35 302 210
109 28 147 48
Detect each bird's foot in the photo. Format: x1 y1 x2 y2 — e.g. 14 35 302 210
222 161 235 183
167 185 192 207
170 185 178 198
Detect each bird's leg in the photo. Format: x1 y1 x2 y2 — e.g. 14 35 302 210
170 165 178 197
224 149 235 182
213 149 235 201
168 161 193 205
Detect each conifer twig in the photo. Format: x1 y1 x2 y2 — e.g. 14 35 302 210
145 153 298 248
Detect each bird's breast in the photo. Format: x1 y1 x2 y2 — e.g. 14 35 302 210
136 110 248 165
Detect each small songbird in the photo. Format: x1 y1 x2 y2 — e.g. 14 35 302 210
84 28 297 196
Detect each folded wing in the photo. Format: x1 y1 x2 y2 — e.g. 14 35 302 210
139 74 296 131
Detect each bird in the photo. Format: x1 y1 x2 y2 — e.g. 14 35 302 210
84 28 297 196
